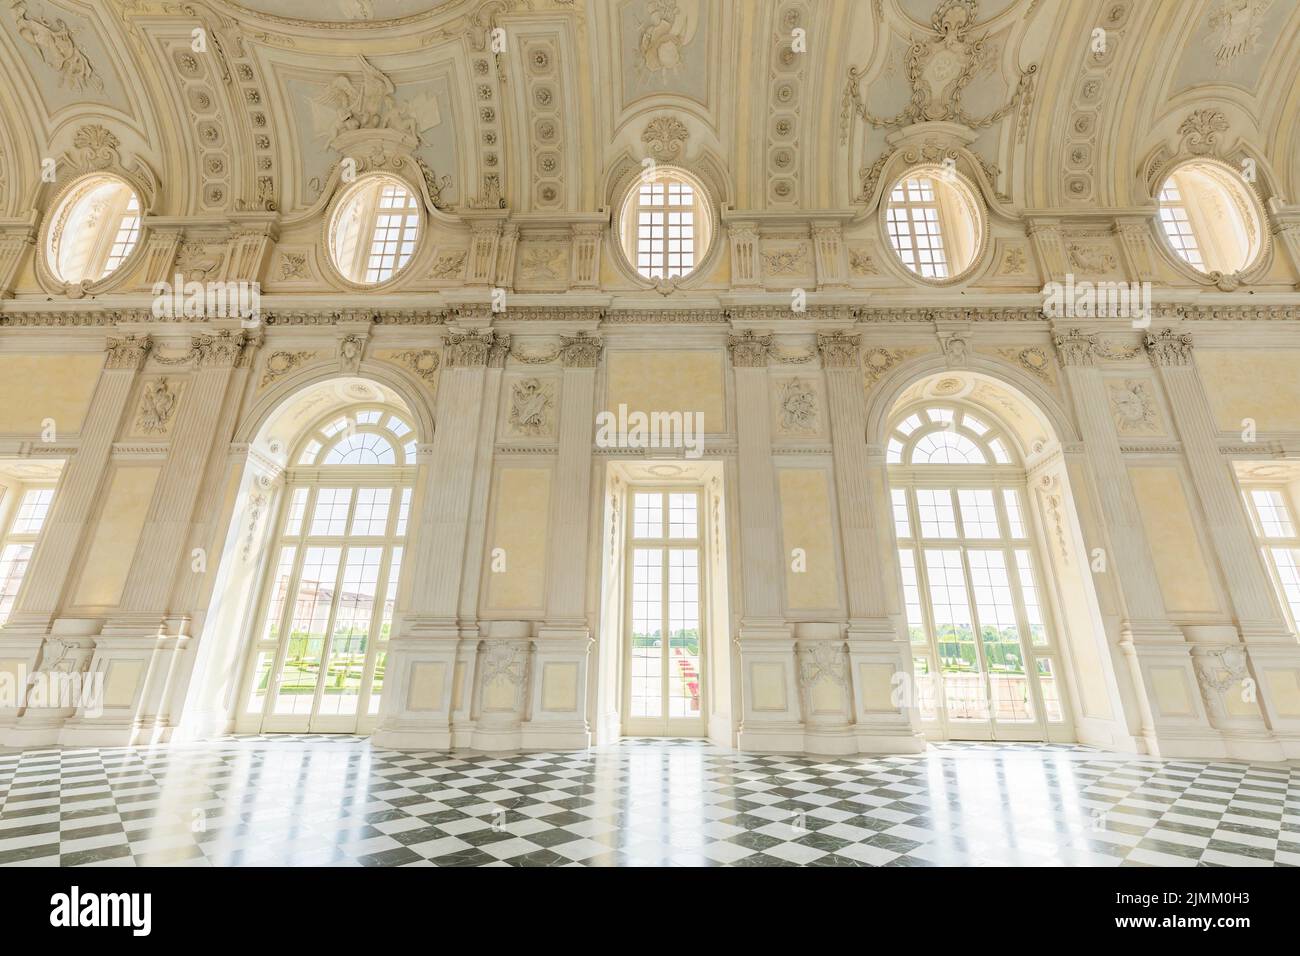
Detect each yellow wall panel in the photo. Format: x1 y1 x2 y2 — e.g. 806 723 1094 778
485 467 552 611
72 466 160 607
0 354 104 434
778 468 840 610
604 350 726 434
1129 466 1219 614
1195 350 1300 432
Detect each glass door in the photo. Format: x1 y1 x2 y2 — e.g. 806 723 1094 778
623 489 706 736
895 485 1071 741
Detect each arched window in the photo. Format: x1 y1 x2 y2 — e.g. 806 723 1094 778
1157 160 1262 276
883 168 982 280
46 175 142 284
241 406 416 733
886 404 1069 742
617 168 714 281
328 174 421 285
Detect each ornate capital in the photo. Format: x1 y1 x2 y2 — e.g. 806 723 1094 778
817 331 861 368
727 331 773 368
194 330 258 369
445 330 496 368
1052 328 1102 367
559 331 603 368
1144 328 1194 367
105 334 152 370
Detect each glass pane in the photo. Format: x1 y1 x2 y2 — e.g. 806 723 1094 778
667 549 701 718
1002 489 1026 538
668 493 697 539
1252 490 1295 537
283 488 308 536
630 548 662 717
395 488 412 537
897 548 925 642
968 550 1031 722
1037 658 1064 722
379 547 402 642
891 488 910 539
0 543 34 624
633 493 663 538
924 548 986 720
1015 549 1048 645
912 656 938 720
367 649 387 716
12 489 54 534
349 488 391 536
1269 547 1300 626
957 489 999 539
310 488 352 536
916 489 957 538
274 546 340 715
245 650 276 713
260 546 297 643
318 547 382 717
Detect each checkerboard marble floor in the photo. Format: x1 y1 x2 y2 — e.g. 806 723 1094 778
0 736 1297 867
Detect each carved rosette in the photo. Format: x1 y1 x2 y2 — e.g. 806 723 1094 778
558 331 603 368
105 334 152 370
727 331 773 368
1144 328 1193 367
816 332 861 369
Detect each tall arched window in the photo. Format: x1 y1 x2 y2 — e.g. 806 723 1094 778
241 406 416 733
887 404 1070 742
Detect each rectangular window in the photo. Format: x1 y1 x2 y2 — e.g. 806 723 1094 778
1243 485 1300 633
0 487 56 624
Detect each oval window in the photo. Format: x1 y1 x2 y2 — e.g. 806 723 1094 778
328 174 422 285
47 175 142 284
883 168 983 281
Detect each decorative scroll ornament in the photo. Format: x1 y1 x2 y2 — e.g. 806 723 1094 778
11 1 103 93
1194 646 1251 719
136 378 177 434
817 332 861 368
508 378 555 436
1052 328 1140 367
339 334 365 373
940 332 970 367
642 115 689 161
71 124 119 170
194 330 258 368
1178 108 1230 157
778 379 819 434
391 349 440 383
1108 379 1158 434
798 641 847 689
1144 328 1193 367
260 350 315 387
841 0 1037 132
727 331 773 368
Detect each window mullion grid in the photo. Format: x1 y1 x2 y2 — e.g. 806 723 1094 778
258 484 318 724
309 496 362 722
906 487 949 730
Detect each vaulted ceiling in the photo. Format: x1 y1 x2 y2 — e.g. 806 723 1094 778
0 0 1297 224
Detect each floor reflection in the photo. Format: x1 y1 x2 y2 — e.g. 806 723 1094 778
0 736 1293 866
